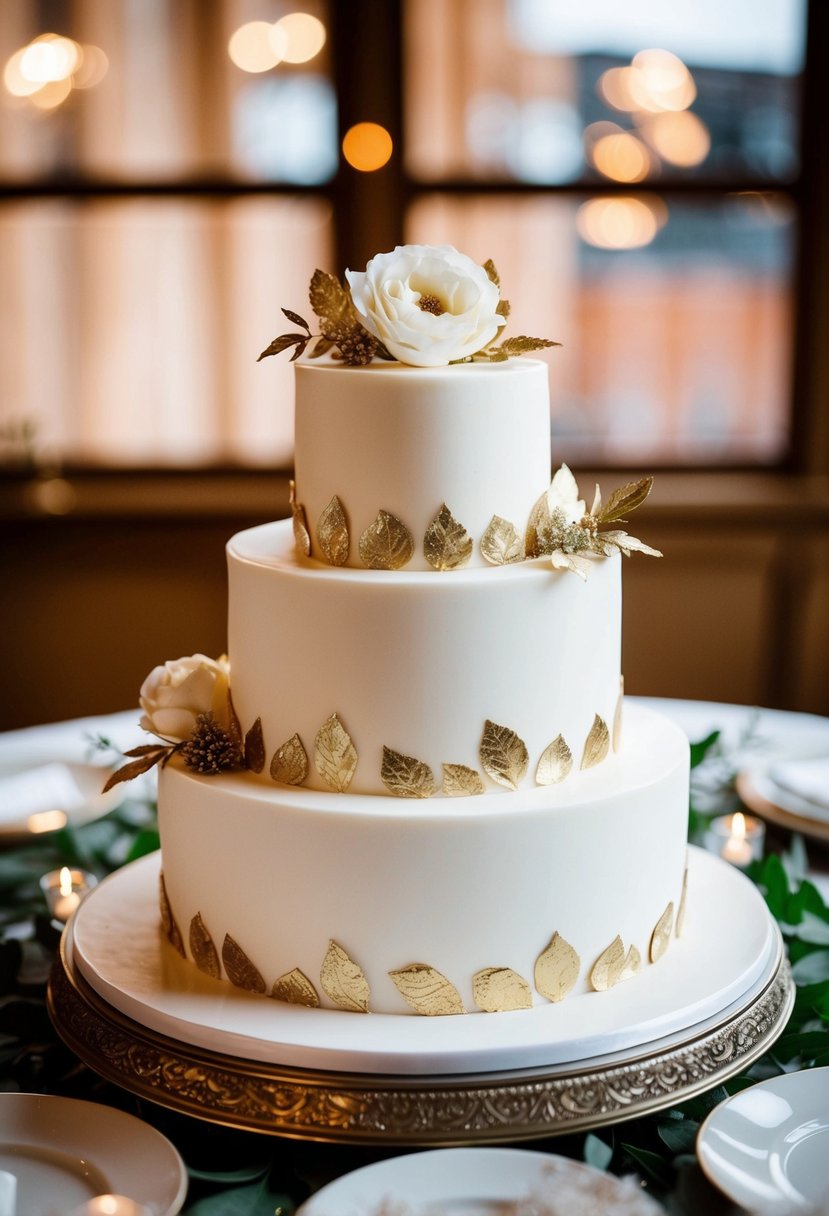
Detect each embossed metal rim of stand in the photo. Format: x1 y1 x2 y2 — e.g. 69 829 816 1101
48 939 794 1146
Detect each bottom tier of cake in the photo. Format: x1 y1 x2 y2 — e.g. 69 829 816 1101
157 703 689 1017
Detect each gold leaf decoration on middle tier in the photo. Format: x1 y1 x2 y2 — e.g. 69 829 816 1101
320 939 370 1013
271 968 320 1008
581 714 610 770
423 503 473 571
222 933 266 994
270 733 309 785
480 515 524 565
620 943 642 981
650 902 675 963
590 935 625 991
159 872 185 958
289 479 311 557
388 964 465 1016
473 967 533 1013
189 913 221 979
381 745 435 798
480 719 529 790
536 734 573 786
442 763 485 796
358 510 414 570
534 931 580 1003
314 713 358 792
317 495 350 566
244 717 265 774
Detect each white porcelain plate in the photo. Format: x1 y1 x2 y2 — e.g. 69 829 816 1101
0 761 121 843
0 1093 187 1216
296 1147 662 1215
737 767 829 844
697 1068 829 1215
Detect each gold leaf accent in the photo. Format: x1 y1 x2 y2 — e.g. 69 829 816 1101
480 719 529 790
159 873 185 958
423 503 473 571
581 714 610 770
381 745 435 799
358 510 414 570
676 868 689 939
613 676 624 754
309 268 360 334
189 913 220 979
620 944 642 981
598 475 654 524
388 964 465 1016
270 733 309 785
488 335 561 360
227 689 243 751
320 940 370 1013
525 490 552 558
271 968 320 1008
536 734 573 786
222 933 266 994
244 717 265 773
590 935 625 992
314 713 358 792
317 495 350 566
534 932 580 1003
289 479 311 557
473 967 533 1013
650 902 675 963
483 258 500 288
442 763 485 796
480 515 524 565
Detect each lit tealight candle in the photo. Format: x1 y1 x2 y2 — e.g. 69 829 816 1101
39 866 97 924
705 811 765 869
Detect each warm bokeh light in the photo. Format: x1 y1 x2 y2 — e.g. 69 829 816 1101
28 808 68 834
20 34 81 83
577 196 666 250
28 77 73 110
3 34 107 106
342 122 393 171
273 13 327 64
598 67 639 113
73 44 109 90
228 21 284 73
591 131 650 182
4 48 43 96
629 49 696 113
640 111 711 167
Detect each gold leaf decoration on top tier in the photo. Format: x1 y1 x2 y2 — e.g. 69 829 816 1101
473 967 533 1013
620 944 642 981
317 495 350 566
388 964 465 1016
358 510 414 570
590 935 625 992
189 913 221 979
222 934 266 994
381 746 435 799
536 735 573 786
271 968 320 1008
676 868 689 939
159 873 185 958
442 763 485 796
480 515 524 566
320 940 370 1013
650 902 674 963
244 717 265 774
613 677 624 754
534 932 580 1003
314 713 358 792
480 719 529 790
289 479 311 557
581 714 610 770
423 503 473 571
270 733 309 786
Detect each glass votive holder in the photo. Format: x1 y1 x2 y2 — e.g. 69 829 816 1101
704 811 765 869
39 866 98 924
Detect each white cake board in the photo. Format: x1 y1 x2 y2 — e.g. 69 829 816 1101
69 847 778 1077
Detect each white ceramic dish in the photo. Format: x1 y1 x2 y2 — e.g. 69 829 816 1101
697 1068 829 1214
296 1147 662 1215
737 767 829 845
0 761 121 843
0 1093 187 1216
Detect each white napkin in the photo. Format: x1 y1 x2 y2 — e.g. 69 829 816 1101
770 756 829 814
0 763 88 825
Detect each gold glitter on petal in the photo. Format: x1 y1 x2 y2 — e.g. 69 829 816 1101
289 480 311 558
320 940 370 1013
222 933 266 994
159 873 185 958
358 510 414 570
442 763 485 796
525 490 552 558
271 968 320 1008
613 677 624 753
676 868 689 939
590 935 625 992
473 967 533 1013
381 745 435 798
244 716 265 774
388 964 465 1016
270 733 309 785
189 913 220 979
534 931 580 1003
480 719 529 790
650 902 674 963
317 495 350 566
314 713 358 792
620 944 642 981
581 714 610 770
480 515 525 565
423 503 473 571
536 734 573 786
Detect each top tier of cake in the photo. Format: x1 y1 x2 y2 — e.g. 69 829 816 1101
293 358 551 571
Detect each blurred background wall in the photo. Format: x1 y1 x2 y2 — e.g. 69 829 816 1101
1 0 828 728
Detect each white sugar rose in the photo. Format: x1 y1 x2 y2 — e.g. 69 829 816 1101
139 654 230 742
345 244 506 367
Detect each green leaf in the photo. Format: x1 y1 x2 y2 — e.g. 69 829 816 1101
583 1132 613 1170
657 1117 699 1154
792 951 829 985
124 827 161 863
689 729 721 769
774 1030 829 1061
781 912 829 945
621 1142 672 1188
187 1162 271 1185
756 853 789 918
782 833 809 885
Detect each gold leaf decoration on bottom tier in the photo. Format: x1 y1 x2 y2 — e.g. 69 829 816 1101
358 510 414 570
620 944 641 981
222 934 266 994
650 902 675 963
320 940 370 1013
271 968 320 1008
676 868 689 938
388 964 465 1016
244 717 266 774
581 714 610 770
289 480 311 558
536 735 573 786
381 746 435 798
189 913 221 979
534 931 580 1003
480 515 524 565
270 734 309 785
590 935 625 991
473 967 533 1013
442 763 485 796
314 713 358 792
613 677 624 753
480 719 529 790
317 495 350 566
158 873 185 958
423 503 473 571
